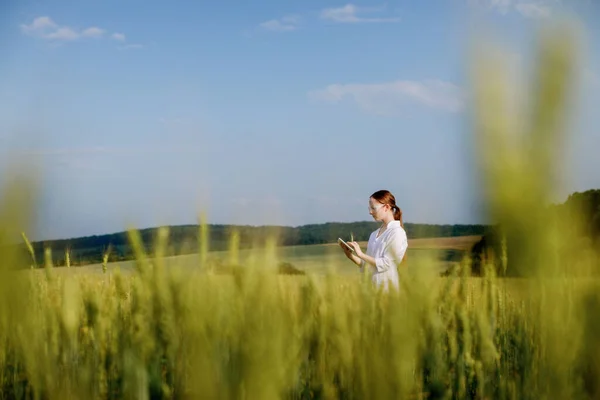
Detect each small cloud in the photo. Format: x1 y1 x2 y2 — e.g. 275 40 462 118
111 32 126 41
259 15 300 31
43 26 79 41
515 3 551 18
320 4 361 23
20 16 128 45
82 27 105 38
309 79 465 115
20 16 56 33
319 4 400 23
21 16 83 41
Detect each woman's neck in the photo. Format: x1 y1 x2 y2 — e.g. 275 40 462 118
380 215 395 228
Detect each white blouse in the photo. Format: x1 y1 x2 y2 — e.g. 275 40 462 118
360 220 408 291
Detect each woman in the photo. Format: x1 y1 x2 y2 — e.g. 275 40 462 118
340 190 408 291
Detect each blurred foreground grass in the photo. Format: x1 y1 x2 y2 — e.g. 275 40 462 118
2 22 600 399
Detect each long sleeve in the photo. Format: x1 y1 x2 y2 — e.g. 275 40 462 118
374 229 407 273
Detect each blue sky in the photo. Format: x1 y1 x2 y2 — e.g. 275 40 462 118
1 0 599 240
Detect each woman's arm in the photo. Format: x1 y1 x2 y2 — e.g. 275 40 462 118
349 230 407 272
348 242 377 269
351 246 377 268
339 241 363 266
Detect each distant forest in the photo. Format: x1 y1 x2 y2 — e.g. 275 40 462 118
23 221 488 267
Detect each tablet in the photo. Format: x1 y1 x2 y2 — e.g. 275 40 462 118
338 238 356 253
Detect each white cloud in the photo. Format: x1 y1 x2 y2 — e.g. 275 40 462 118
309 79 465 115
43 26 79 41
259 15 300 31
20 16 80 40
111 32 126 41
515 3 551 18
82 27 105 38
320 4 400 23
20 16 56 32
20 16 130 45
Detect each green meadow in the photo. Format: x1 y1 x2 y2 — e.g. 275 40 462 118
58 236 474 276
57 242 372 276
2 21 600 400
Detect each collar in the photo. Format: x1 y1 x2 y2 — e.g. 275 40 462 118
386 220 401 229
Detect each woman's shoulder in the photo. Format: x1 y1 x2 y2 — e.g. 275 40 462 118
387 224 407 240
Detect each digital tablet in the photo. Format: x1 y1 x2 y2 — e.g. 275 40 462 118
338 238 356 254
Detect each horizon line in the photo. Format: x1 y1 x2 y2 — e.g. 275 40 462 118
30 219 490 244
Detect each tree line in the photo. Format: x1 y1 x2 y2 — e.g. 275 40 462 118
19 221 488 267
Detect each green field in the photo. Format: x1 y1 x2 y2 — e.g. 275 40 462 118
3 242 599 399
53 236 478 276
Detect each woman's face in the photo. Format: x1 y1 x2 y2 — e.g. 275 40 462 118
368 197 386 221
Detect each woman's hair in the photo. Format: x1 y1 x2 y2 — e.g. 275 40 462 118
371 189 404 228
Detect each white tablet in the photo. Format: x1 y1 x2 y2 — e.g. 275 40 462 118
338 238 356 253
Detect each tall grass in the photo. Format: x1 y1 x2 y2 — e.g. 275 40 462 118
1 21 600 399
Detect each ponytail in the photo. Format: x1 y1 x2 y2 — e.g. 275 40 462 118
393 205 407 264
393 206 404 228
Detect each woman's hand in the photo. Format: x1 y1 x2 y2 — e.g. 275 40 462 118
348 241 364 258
339 241 352 257
339 241 362 266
